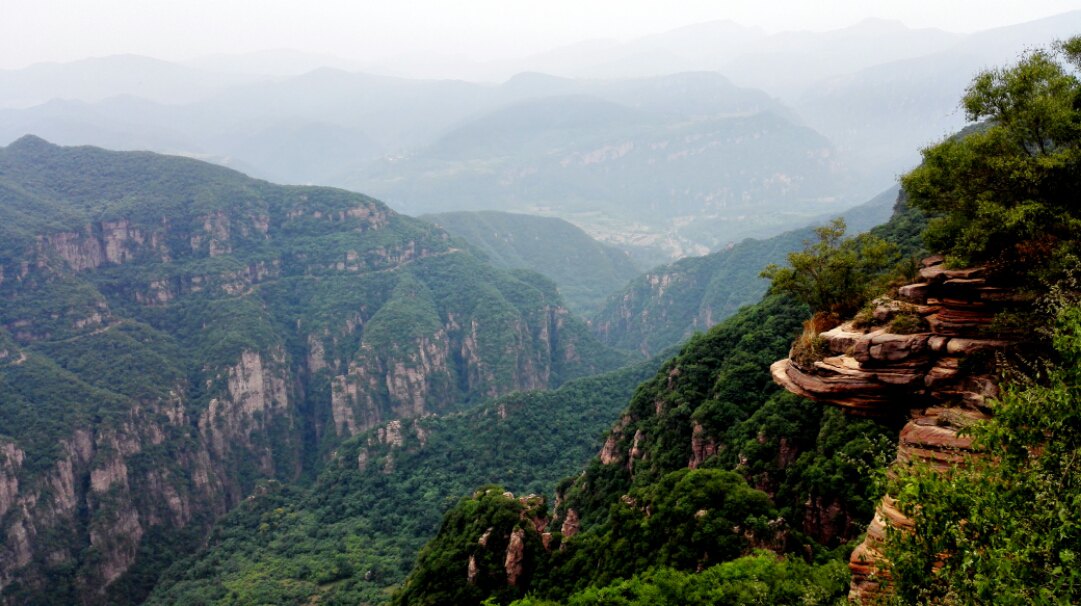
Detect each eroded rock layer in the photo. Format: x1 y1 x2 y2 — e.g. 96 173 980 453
771 256 1019 601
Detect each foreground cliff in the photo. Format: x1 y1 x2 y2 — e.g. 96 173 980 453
392 294 897 605
0 136 628 604
771 256 1021 600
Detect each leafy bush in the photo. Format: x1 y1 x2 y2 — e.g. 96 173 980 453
885 302 1081 603
887 313 928 335
508 552 849 606
761 218 899 318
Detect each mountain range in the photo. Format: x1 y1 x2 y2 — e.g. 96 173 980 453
3 12 1076 260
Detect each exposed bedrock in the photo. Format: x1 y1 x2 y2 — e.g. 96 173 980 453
770 256 1020 602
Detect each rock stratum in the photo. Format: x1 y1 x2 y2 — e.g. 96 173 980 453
771 256 1021 601
0 136 628 604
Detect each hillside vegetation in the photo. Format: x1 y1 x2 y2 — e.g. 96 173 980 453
390 36 1081 606
421 211 641 317
144 353 669 605
0 137 628 604
591 185 903 355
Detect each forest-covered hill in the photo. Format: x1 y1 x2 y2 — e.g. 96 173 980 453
421 211 641 316
0 136 628 604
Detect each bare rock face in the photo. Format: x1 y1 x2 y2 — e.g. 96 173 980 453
504 527 527 586
560 508 581 540
0 345 303 600
330 334 454 438
688 422 719 469
0 395 230 601
198 348 297 478
770 257 1020 602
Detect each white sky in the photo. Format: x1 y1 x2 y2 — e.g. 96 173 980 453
2 0 1079 70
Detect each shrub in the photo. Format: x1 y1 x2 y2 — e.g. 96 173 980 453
888 313 928 335
761 218 899 318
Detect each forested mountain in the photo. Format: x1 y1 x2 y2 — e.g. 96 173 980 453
0 136 628 604
394 294 898 605
144 352 669 605
592 185 900 355
394 36 1081 605
422 211 641 316
2 16 1078 606
0 70 832 258
355 93 840 256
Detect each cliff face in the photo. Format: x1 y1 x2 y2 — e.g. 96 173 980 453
0 137 626 603
770 256 1019 601
551 295 891 548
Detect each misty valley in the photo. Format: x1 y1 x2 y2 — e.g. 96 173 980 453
1 8 1080 606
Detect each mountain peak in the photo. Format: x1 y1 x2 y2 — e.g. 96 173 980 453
5 134 56 153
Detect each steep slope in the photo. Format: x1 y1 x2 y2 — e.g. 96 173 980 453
592 185 900 355
0 136 628 604
393 294 897 605
770 257 1022 600
388 192 930 605
421 211 641 316
144 353 667 605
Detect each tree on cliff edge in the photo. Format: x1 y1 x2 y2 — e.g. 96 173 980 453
901 36 1081 276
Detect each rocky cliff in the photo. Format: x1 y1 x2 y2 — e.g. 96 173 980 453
0 137 628 603
770 255 1021 601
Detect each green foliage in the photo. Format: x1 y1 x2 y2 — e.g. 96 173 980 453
393 189 932 606
561 294 896 542
393 487 542 606
0 137 634 604
761 218 900 318
885 302 1081 604
539 469 778 595
901 37 1081 273
146 356 665 606
592 187 904 356
510 553 849 606
395 293 897 605
887 312 929 335
422 211 642 317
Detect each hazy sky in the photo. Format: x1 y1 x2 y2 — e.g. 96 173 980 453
2 0 1078 70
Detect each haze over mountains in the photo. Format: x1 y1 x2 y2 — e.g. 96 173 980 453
2 11 1077 261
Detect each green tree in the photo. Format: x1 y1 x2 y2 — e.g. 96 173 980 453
901 37 1081 272
885 302 1081 604
760 218 898 318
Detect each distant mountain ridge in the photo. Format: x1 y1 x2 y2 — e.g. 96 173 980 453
591 185 901 355
1 12 1075 260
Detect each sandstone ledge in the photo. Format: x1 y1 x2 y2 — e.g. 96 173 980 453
771 257 1020 603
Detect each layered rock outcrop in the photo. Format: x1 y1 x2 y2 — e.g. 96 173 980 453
771 256 1020 601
